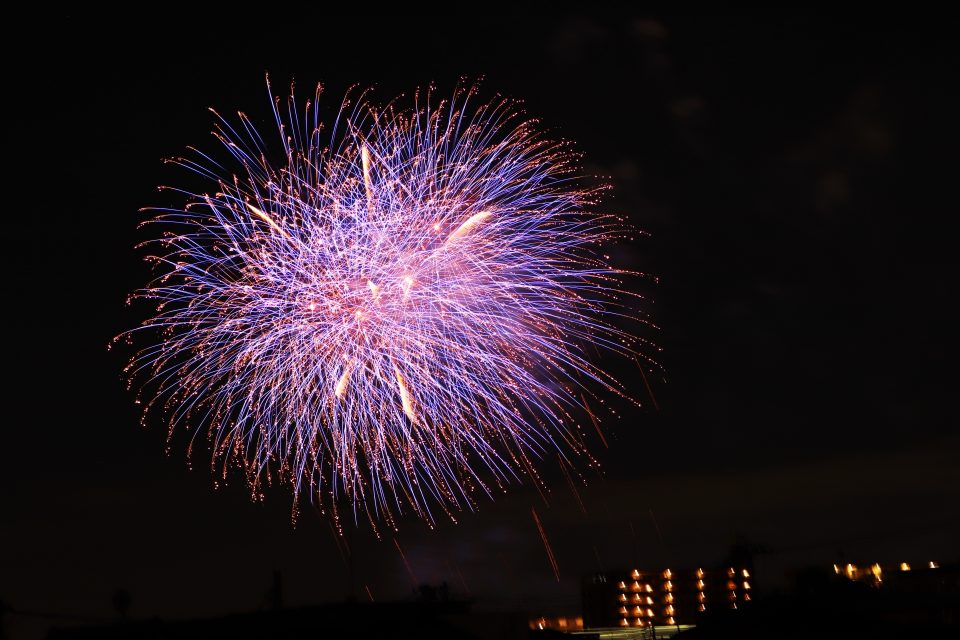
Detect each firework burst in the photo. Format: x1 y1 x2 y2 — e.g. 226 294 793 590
118 77 648 530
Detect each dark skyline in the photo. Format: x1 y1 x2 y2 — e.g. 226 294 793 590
5 13 958 640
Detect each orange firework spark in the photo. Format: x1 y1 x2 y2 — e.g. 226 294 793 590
531 506 560 582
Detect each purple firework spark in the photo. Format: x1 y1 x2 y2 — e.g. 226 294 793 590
120 78 647 530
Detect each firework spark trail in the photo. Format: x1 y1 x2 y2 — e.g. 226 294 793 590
445 557 472 597
559 454 588 516
119 76 651 528
580 392 609 449
394 538 418 587
636 358 661 411
531 506 560 582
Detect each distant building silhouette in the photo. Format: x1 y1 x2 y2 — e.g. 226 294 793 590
47 600 526 640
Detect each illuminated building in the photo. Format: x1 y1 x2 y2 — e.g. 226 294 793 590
834 560 942 588
582 566 753 628
47 600 530 639
529 615 584 632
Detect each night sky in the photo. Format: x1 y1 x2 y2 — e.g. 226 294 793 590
5 13 958 639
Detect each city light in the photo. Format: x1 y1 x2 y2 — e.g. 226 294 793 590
589 566 753 627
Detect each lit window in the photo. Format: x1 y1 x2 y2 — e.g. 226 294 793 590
698 604 706 612
618 581 627 590
631 569 640 579
619 594 627 603
646 597 653 605
900 562 911 572
697 579 705 589
833 564 840 574
665 594 674 603
619 607 628 615
743 581 751 590
667 616 675 625
663 569 673 579
929 561 939 569
727 580 736 590
727 567 735 578
744 593 751 602
620 618 628 627
696 568 705 579
698 592 706 602
742 569 750 578
632 581 641 592
664 580 673 591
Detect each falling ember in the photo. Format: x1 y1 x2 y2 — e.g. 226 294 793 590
118 76 651 527
394 538 418 587
532 507 560 582
559 455 588 516
636 359 660 411
327 519 351 569
446 557 472 597
580 393 609 449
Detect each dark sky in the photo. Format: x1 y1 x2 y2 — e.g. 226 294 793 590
5 12 958 639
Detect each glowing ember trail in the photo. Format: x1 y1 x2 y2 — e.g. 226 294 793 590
118 76 650 528
394 538 418 586
532 506 561 582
